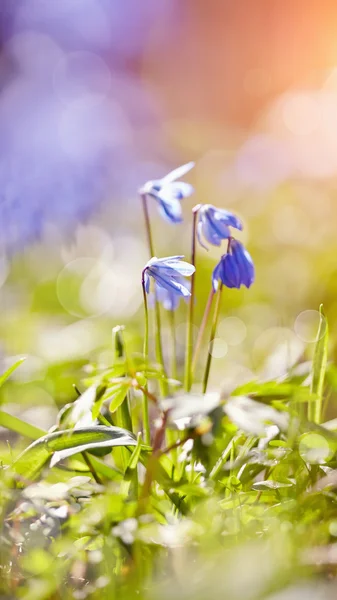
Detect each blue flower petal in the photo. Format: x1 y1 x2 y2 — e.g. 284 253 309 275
197 221 209 251
157 194 183 223
222 254 241 288
144 256 194 300
201 211 229 245
150 270 191 297
205 208 232 240
168 182 194 199
197 204 241 250
214 207 243 231
141 163 194 224
212 261 222 291
162 259 195 276
144 272 150 293
161 161 195 184
231 240 255 288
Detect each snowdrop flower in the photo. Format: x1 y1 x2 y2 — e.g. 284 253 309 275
140 162 194 223
143 256 195 298
212 239 254 291
197 204 243 250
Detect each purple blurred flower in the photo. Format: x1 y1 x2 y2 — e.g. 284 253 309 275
140 162 195 223
197 204 243 250
0 24 163 255
212 239 255 291
1 0 176 59
143 256 195 297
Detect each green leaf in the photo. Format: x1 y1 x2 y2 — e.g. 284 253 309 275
58 384 106 428
310 305 328 424
125 432 143 473
0 410 45 440
108 383 130 413
252 480 294 490
0 414 122 482
0 357 26 398
120 432 143 495
12 426 137 481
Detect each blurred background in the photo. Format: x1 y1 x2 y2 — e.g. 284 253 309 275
1 0 337 428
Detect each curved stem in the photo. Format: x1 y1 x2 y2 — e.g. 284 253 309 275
141 193 155 256
141 193 168 397
141 274 151 445
184 205 201 391
154 289 168 396
192 288 215 377
169 310 177 381
202 284 223 394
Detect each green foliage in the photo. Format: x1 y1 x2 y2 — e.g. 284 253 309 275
1 307 337 600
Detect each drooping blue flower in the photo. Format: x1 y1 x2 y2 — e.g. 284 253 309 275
149 279 191 311
143 256 195 298
197 204 243 250
212 239 254 291
140 162 195 223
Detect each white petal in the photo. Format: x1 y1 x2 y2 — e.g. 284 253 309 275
161 161 195 184
196 221 209 251
163 260 196 276
140 179 157 194
152 255 185 263
169 181 194 198
144 256 159 268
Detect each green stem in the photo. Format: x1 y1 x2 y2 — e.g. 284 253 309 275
202 284 223 394
141 193 168 397
184 205 200 391
113 326 133 433
154 291 168 396
192 288 215 377
82 452 103 485
142 274 151 445
141 193 155 256
169 309 178 381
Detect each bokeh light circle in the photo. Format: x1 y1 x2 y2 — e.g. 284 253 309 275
218 317 247 346
209 338 228 359
294 310 326 343
57 257 113 318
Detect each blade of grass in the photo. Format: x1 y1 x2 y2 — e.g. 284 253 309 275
0 410 45 440
310 305 328 424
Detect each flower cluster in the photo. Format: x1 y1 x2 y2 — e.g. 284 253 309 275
141 163 254 308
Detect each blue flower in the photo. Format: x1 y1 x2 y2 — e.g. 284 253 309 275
197 204 243 250
212 239 254 291
143 256 195 298
140 162 195 223
149 279 191 311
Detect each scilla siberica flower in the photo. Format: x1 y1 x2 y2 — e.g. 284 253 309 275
140 162 195 223
197 204 243 249
150 279 191 311
212 239 254 291
143 256 195 298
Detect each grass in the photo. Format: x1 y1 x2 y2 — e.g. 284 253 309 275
0 303 337 599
